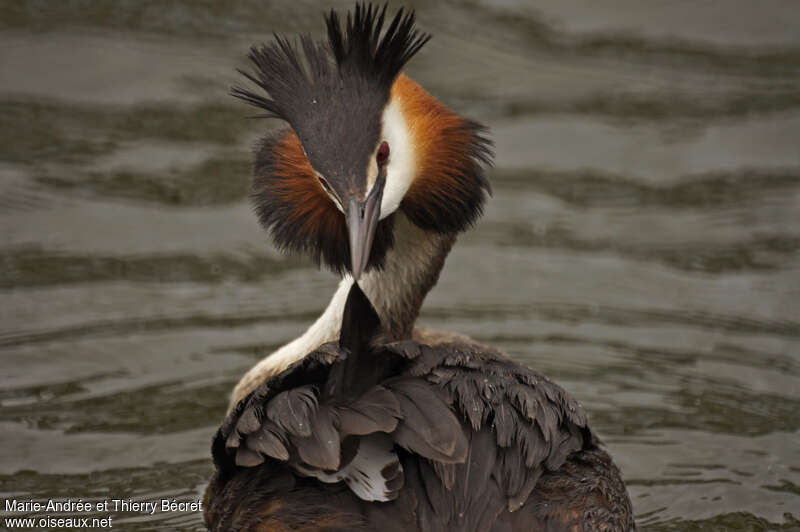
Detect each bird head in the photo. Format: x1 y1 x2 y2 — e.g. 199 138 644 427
233 3 492 280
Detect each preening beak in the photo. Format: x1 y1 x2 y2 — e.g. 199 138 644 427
347 170 386 281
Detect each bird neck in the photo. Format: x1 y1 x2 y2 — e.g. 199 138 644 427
308 212 454 346
231 213 454 406
362 213 456 340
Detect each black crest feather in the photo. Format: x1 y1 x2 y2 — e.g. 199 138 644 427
231 3 431 275
326 4 431 86
231 3 430 127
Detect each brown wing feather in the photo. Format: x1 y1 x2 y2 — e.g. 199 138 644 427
209 338 599 532
208 285 628 531
377 340 593 530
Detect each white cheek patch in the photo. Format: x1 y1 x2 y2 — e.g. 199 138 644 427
378 98 416 219
365 158 378 193
315 170 345 213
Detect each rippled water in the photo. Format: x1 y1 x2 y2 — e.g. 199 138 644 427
1 1 799 530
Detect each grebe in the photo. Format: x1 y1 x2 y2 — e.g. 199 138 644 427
206 4 634 531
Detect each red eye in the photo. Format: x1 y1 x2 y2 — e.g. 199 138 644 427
376 141 390 166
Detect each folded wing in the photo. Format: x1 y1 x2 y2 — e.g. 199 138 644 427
211 284 594 530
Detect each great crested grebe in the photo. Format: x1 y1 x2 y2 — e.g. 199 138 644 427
206 4 635 531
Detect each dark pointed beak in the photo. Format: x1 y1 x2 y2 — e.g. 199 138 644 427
347 170 386 282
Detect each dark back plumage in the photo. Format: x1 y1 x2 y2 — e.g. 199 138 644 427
205 283 633 531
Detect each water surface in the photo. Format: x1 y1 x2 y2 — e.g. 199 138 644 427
1 1 799 530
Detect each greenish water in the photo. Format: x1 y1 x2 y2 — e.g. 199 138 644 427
1 1 799 530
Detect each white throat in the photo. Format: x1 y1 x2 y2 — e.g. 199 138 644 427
230 214 453 408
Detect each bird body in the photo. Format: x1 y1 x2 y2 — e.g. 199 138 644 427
207 284 633 531
207 4 634 530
